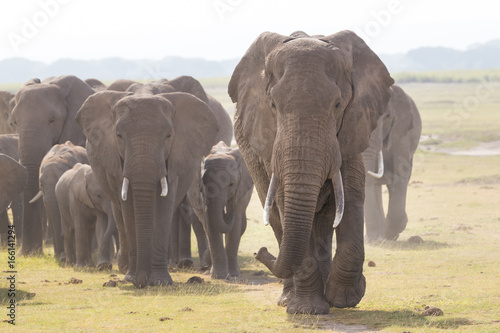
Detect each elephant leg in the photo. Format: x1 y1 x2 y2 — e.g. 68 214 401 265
11 194 23 242
384 178 410 240
75 215 94 267
176 200 194 268
364 178 385 243
0 210 10 245
121 199 136 281
225 211 245 277
43 196 65 260
326 155 366 308
206 221 229 279
192 213 209 269
113 203 129 276
95 214 112 270
64 229 76 266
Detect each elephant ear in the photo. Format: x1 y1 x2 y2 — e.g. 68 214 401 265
50 75 95 146
70 164 93 208
228 32 295 162
383 85 417 151
159 92 219 182
76 91 129 203
321 30 394 160
229 147 254 199
0 154 27 204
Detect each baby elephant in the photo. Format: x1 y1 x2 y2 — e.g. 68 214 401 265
56 163 116 269
190 142 254 279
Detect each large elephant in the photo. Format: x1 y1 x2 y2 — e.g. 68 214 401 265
76 87 219 288
29 141 89 260
9 75 93 255
188 142 253 279
362 84 422 242
56 163 116 268
0 91 16 134
0 154 27 243
229 30 394 314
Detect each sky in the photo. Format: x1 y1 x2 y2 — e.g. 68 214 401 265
0 0 499 63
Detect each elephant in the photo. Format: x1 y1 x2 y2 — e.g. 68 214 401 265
29 141 89 260
106 79 137 92
228 30 394 314
188 141 253 279
9 75 93 255
56 163 116 268
362 84 422 242
0 91 16 134
84 78 107 92
0 134 23 241
0 154 27 244
76 82 220 288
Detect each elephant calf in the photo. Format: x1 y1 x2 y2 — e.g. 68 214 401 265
56 163 116 269
189 142 254 279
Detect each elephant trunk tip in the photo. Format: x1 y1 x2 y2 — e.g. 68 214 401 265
254 247 293 279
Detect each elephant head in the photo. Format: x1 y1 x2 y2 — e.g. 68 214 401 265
0 91 16 134
9 75 94 254
77 91 219 287
201 142 253 234
229 31 393 279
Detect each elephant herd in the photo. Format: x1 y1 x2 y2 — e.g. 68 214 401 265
0 30 421 314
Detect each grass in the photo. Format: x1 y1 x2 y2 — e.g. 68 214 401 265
1 72 500 332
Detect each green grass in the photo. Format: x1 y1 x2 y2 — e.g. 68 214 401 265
1 72 500 332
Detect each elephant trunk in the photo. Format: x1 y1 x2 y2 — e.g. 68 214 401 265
20 162 45 254
132 182 156 288
205 197 236 234
256 142 329 279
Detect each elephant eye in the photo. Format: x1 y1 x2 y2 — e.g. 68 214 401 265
335 100 341 109
166 133 172 138
116 132 122 139
48 118 55 125
229 182 234 187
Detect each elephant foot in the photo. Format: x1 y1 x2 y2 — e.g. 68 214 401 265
97 261 113 271
177 258 194 269
277 278 294 307
325 273 366 308
124 270 136 283
149 270 173 287
285 256 330 314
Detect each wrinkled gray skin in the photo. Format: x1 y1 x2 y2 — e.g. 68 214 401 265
30 142 89 260
0 135 24 241
188 142 253 279
77 78 219 288
107 79 137 92
229 30 394 314
362 85 422 242
56 163 116 268
9 75 93 255
0 91 16 134
0 154 27 243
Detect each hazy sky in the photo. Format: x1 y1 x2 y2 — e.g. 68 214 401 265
0 0 498 63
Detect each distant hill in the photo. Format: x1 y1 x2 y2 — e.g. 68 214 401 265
380 39 500 72
0 40 499 84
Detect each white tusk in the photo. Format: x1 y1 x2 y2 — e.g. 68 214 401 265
332 171 344 228
224 206 227 215
29 190 43 204
121 177 129 201
160 176 168 197
263 173 277 226
367 150 384 178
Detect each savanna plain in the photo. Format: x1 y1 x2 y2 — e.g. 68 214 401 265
1 70 499 332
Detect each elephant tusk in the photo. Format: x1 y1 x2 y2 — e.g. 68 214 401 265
160 176 168 197
121 177 129 201
263 173 277 226
332 171 344 228
367 150 384 178
224 206 227 215
29 190 43 204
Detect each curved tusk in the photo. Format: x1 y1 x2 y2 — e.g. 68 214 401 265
160 176 168 197
121 177 129 201
367 150 384 178
224 206 227 215
332 171 344 228
263 173 277 226
29 190 43 204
